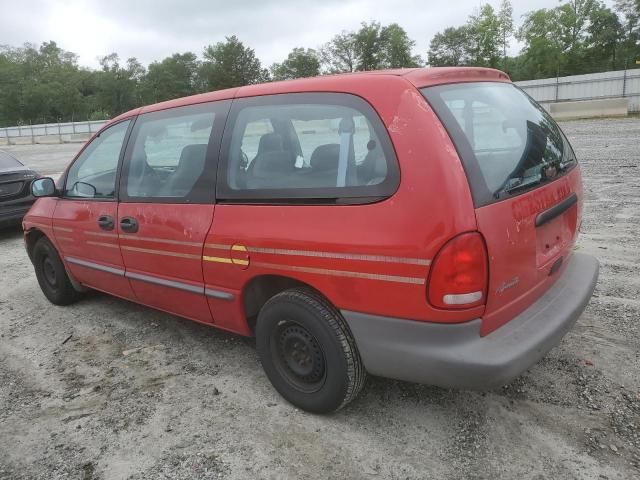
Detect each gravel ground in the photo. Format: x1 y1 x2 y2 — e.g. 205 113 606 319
1 118 639 479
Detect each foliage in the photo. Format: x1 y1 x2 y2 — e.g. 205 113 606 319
321 22 421 73
270 48 320 80
427 26 473 66
200 36 269 90
320 31 359 73
1 1 639 127
141 52 201 103
428 2 512 68
428 0 640 80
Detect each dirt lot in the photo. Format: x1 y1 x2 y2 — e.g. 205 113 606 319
1 118 639 479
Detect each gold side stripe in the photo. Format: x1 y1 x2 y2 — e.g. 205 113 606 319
202 256 249 266
121 245 201 260
87 241 119 249
121 235 202 247
85 231 117 239
204 243 232 250
57 236 73 242
53 226 73 233
203 255 233 264
253 261 425 285
247 246 431 266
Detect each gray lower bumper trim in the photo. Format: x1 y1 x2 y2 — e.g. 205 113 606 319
342 252 599 389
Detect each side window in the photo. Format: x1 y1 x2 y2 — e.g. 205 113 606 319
219 93 399 202
122 103 219 202
64 120 130 199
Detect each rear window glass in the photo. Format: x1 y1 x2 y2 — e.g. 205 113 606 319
0 152 23 169
421 82 576 206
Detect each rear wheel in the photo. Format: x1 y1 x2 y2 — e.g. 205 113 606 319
256 288 366 413
33 236 81 305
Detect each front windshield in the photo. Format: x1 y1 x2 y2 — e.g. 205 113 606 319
421 82 576 205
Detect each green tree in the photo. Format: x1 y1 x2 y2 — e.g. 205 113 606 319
0 41 97 126
200 36 269 90
586 3 624 70
95 53 145 117
498 0 514 68
270 48 320 80
320 31 358 73
380 23 423 68
615 0 640 67
141 52 201 103
427 26 473 66
517 8 566 78
353 21 386 70
322 22 421 72
467 4 502 67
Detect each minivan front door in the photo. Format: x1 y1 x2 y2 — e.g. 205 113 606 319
116 102 229 324
52 119 135 300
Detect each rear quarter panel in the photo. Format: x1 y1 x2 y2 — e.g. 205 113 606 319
204 76 481 334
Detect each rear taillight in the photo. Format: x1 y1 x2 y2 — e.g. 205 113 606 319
428 232 488 309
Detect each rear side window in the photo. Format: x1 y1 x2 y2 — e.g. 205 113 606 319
217 93 399 203
121 101 230 203
422 82 576 207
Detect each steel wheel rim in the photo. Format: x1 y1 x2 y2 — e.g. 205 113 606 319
42 256 58 289
271 319 326 393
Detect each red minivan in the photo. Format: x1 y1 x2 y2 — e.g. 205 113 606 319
24 67 599 413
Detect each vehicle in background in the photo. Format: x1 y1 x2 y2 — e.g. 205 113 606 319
0 150 39 227
22 67 599 413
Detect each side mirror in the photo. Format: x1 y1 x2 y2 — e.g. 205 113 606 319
31 177 57 197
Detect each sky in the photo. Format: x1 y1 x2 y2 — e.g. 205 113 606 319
0 0 618 69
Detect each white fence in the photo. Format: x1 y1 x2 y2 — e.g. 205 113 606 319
516 69 640 113
0 120 107 144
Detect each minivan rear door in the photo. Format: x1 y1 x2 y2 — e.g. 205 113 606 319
422 82 581 335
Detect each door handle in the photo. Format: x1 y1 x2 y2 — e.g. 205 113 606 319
97 215 114 231
120 216 139 233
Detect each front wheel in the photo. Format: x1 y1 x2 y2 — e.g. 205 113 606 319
256 288 366 413
33 236 81 305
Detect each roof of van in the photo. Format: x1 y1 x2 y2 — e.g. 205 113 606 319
110 67 511 123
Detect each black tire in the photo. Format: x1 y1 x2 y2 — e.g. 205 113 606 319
256 288 366 413
33 236 81 305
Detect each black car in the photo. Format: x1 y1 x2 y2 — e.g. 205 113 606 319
0 150 38 227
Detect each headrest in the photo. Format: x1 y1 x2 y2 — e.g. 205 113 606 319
257 133 283 154
251 151 294 177
179 144 207 166
310 144 340 172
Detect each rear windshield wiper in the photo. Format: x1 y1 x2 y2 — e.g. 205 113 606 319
494 175 542 199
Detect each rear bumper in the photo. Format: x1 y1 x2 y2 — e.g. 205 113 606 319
342 252 599 389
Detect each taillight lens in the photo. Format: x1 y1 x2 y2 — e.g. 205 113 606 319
428 232 488 309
